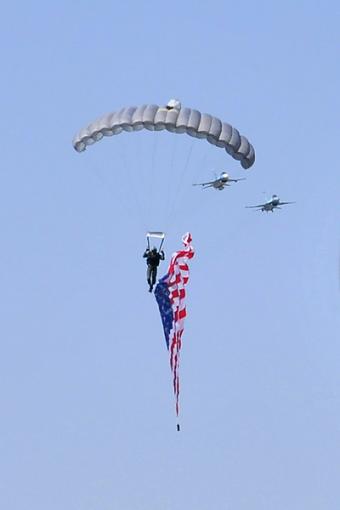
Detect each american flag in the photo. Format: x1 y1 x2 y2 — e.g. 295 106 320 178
154 233 195 427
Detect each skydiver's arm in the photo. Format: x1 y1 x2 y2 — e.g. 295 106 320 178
159 251 165 260
143 249 150 258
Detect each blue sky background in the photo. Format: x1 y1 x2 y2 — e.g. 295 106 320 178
1 1 339 509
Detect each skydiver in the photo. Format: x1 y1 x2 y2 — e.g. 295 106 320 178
143 247 165 292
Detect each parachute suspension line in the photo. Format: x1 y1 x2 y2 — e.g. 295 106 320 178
163 133 178 229
197 153 208 182
147 134 159 229
146 231 165 252
119 136 149 232
89 165 115 200
186 151 208 226
88 161 139 233
158 236 165 252
164 141 194 234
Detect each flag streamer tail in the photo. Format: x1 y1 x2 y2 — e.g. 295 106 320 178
154 233 195 427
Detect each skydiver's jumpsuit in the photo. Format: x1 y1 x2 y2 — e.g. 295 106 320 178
143 249 165 292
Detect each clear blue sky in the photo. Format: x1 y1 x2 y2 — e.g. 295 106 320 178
1 1 339 509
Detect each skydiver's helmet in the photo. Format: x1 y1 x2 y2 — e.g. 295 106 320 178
151 247 157 254
166 98 181 111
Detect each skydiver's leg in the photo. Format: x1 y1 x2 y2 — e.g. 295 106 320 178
147 267 157 292
151 267 157 286
147 266 153 291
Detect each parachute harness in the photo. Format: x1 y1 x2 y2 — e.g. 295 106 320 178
154 233 195 431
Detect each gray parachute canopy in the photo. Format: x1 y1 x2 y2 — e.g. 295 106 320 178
73 103 255 169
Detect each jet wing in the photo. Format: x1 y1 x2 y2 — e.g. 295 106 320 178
279 201 295 205
245 204 265 208
192 181 214 187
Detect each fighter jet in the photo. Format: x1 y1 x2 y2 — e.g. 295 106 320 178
246 194 295 212
193 172 245 190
